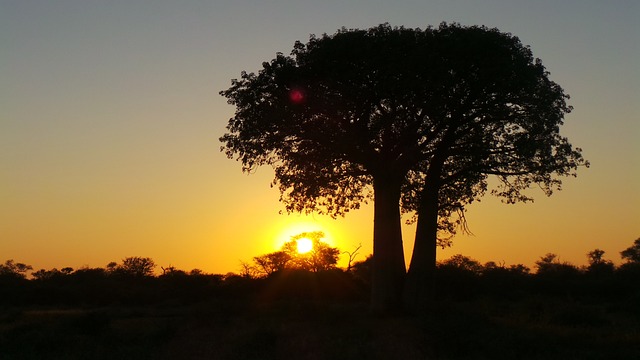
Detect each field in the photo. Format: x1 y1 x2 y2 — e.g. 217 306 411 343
1 269 638 359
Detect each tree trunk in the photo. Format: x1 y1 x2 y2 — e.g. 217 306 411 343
404 163 442 311
370 175 406 313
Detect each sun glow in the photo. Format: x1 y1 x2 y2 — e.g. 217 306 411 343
296 238 313 254
273 220 335 249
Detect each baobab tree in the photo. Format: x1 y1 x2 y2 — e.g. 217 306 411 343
220 23 587 312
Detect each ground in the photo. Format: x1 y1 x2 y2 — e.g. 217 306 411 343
1 294 638 359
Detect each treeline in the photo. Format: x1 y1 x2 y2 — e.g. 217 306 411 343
0 256 233 307
1 238 638 308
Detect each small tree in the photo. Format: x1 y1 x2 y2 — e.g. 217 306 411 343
118 257 156 277
106 261 118 273
238 261 260 279
251 231 340 276
343 243 362 272
253 251 292 277
284 231 341 272
439 254 484 274
535 253 579 276
586 248 614 274
535 253 559 273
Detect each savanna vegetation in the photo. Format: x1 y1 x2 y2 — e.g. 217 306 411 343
1 237 638 359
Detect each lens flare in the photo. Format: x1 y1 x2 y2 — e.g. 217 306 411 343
289 89 304 103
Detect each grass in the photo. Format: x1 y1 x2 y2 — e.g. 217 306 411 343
1 295 638 360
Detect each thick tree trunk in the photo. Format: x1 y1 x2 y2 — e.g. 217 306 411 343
370 175 406 313
404 164 442 311
403 187 439 311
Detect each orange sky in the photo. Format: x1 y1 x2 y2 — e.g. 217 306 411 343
1 1 638 274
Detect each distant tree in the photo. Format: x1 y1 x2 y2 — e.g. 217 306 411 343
253 251 292 277
106 261 118 273
507 264 531 276
220 23 588 312
535 253 557 272
0 260 32 279
439 254 483 274
586 249 614 274
73 266 107 280
620 238 640 263
343 243 362 272
535 253 580 276
161 265 177 275
483 261 501 270
283 231 341 272
587 249 606 264
189 269 205 276
251 232 340 276
31 267 73 280
117 257 156 277
481 261 531 277
32 268 62 280
238 261 260 279
535 253 559 274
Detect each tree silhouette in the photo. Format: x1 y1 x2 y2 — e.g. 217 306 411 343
250 231 340 277
284 231 341 272
32 268 63 280
116 257 156 277
535 253 579 276
220 23 587 312
343 243 362 272
620 238 640 263
439 254 484 274
586 249 614 275
0 259 32 279
253 251 292 276
399 24 588 308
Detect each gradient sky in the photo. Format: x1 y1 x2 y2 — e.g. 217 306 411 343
2 0 638 274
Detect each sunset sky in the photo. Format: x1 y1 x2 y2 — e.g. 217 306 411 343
2 1 638 274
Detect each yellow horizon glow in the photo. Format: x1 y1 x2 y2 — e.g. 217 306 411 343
271 219 337 250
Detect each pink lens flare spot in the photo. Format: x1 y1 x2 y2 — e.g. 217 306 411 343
289 89 305 103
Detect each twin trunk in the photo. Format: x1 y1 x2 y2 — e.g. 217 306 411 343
370 173 440 313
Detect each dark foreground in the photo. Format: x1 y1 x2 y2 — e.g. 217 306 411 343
1 269 639 359
2 299 639 360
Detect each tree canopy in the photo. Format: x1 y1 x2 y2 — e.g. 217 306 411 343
220 23 588 312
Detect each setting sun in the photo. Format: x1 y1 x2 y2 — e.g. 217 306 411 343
296 238 313 254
